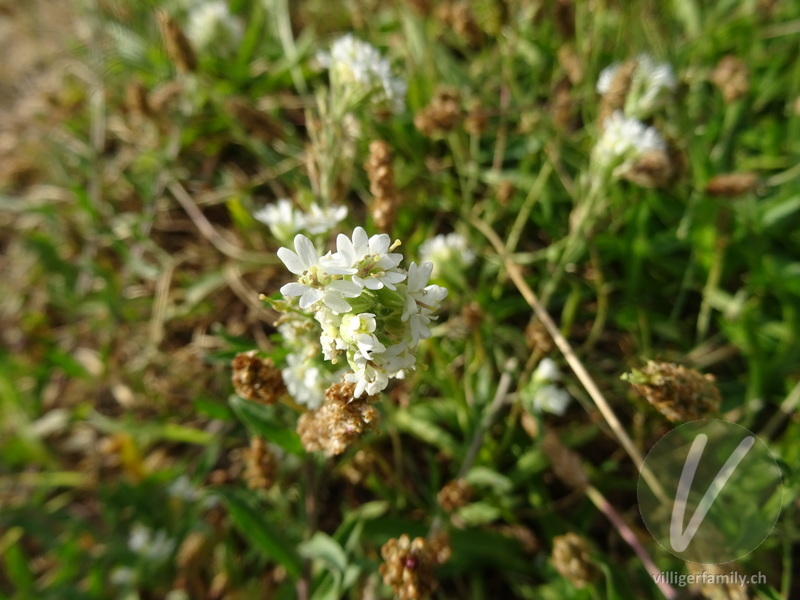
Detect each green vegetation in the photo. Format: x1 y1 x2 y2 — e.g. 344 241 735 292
1 0 798 598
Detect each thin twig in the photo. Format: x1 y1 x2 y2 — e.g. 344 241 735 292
471 216 667 502
586 486 677 600
167 179 277 263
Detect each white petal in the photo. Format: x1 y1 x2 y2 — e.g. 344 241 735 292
328 280 362 297
294 234 318 268
299 288 323 309
323 293 352 314
280 282 308 297
277 248 304 275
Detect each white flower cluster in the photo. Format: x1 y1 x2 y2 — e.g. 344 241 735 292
419 233 476 279
128 524 176 564
521 358 572 416
254 198 347 243
316 34 407 114
185 1 243 55
597 54 676 120
592 110 666 177
277 227 447 399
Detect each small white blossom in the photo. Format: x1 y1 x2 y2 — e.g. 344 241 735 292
317 34 407 114
303 203 348 234
282 351 328 409
533 358 561 383
531 384 572 416
128 524 175 564
592 111 666 178
255 199 347 242
167 475 198 502
419 233 476 278
329 227 406 290
185 1 243 56
278 234 360 313
597 54 676 119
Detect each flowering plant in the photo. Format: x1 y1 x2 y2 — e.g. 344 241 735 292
274 227 447 403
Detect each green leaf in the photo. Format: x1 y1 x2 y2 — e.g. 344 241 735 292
228 395 305 455
215 488 302 578
298 532 348 574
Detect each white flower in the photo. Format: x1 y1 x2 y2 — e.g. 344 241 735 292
329 226 406 290
531 384 572 416
185 1 243 55
303 203 348 234
167 475 198 502
592 111 666 177
128 524 175 564
597 54 676 119
255 199 347 241
278 234 360 313
419 233 475 278
339 313 386 360
282 351 328 409
317 34 407 114
403 262 448 344
345 341 414 398
254 198 303 242
533 358 561 383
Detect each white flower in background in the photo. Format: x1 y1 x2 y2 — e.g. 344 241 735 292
597 54 676 119
254 198 303 242
185 1 243 55
282 351 329 409
274 227 447 400
531 384 572 416
419 233 476 278
167 475 198 502
317 34 407 114
254 199 348 242
521 358 571 416
592 111 666 178
303 203 348 234
533 357 562 383
128 524 175 564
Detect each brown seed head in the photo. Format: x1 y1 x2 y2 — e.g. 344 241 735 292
541 431 589 492
379 534 438 600
623 360 722 422
551 532 599 589
622 149 675 188
710 55 749 103
598 59 637 125
296 381 378 457
705 172 758 198
365 140 399 232
414 88 462 137
231 351 286 405
158 11 196 73
437 479 473 512
243 437 278 490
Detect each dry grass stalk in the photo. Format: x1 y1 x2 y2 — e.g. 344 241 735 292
365 140 399 232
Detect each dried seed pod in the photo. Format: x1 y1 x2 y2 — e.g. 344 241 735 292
710 55 749 103
231 351 286 405
705 172 758 198
437 479 473 512
158 11 196 73
243 437 278 490
598 59 637 125
551 532 599 589
414 88 462 137
622 148 675 188
296 381 378 457
622 360 722 422
379 534 438 600
365 140 399 232
541 431 588 492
